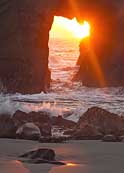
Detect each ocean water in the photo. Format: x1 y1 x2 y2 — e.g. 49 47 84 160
0 38 124 121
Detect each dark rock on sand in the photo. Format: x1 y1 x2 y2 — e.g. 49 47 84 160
102 134 122 142
70 107 124 140
16 123 41 140
120 136 124 142
78 107 124 135
0 114 17 138
72 123 102 140
19 148 65 165
20 148 55 160
13 110 52 136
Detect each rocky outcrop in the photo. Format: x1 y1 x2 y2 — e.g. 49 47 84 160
19 148 65 165
72 123 102 140
16 123 41 140
75 1 124 87
51 116 76 129
0 1 54 93
13 110 52 136
77 107 124 136
0 114 17 138
102 134 122 142
0 1 124 93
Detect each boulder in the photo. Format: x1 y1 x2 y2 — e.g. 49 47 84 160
16 123 41 140
13 110 52 136
19 148 65 165
73 123 102 140
120 136 124 142
36 123 52 137
51 116 76 129
19 148 55 160
78 107 124 135
0 114 16 138
102 134 122 142
13 111 29 126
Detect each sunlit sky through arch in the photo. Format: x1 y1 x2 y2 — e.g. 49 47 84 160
50 16 90 40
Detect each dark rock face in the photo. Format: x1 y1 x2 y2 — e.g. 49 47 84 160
0 0 124 93
72 123 102 140
0 1 54 93
51 116 76 129
75 1 124 87
0 114 17 138
77 107 124 136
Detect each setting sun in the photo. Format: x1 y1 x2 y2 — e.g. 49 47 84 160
50 16 90 40
67 18 90 39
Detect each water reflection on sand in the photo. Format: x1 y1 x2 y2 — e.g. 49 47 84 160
0 139 124 173
0 160 30 173
50 162 88 173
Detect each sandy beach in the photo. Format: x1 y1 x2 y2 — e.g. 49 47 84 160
0 139 124 173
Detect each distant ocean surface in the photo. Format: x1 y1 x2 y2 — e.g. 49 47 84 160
0 37 124 121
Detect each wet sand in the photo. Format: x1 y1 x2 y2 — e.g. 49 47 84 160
0 139 124 173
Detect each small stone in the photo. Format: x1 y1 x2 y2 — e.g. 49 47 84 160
16 123 41 140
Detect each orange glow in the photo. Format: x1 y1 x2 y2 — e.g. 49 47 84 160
67 163 77 166
50 17 90 39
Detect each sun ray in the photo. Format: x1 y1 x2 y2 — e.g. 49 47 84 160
67 0 106 86
81 39 106 87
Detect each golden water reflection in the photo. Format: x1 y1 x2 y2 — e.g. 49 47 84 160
0 160 30 173
66 163 77 167
50 161 87 173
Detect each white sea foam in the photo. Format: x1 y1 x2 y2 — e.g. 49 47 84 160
0 38 124 121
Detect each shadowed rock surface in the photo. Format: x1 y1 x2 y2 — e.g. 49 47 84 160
102 134 122 142
13 110 52 136
74 1 124 87
0 114 17 138
19 148 65 165
0 0 124 93
51 116 76 129
77 107 124 136
19 148 55 160
72 123 102 140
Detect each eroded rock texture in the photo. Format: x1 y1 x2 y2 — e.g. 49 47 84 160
0 0 54 93
0 0 124 93
75 1 124 87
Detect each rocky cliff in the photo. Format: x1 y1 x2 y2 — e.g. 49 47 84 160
0 0 124 93
0 0 55 93
75 1 124 87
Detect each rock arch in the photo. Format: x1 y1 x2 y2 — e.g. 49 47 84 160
0 0 123 93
